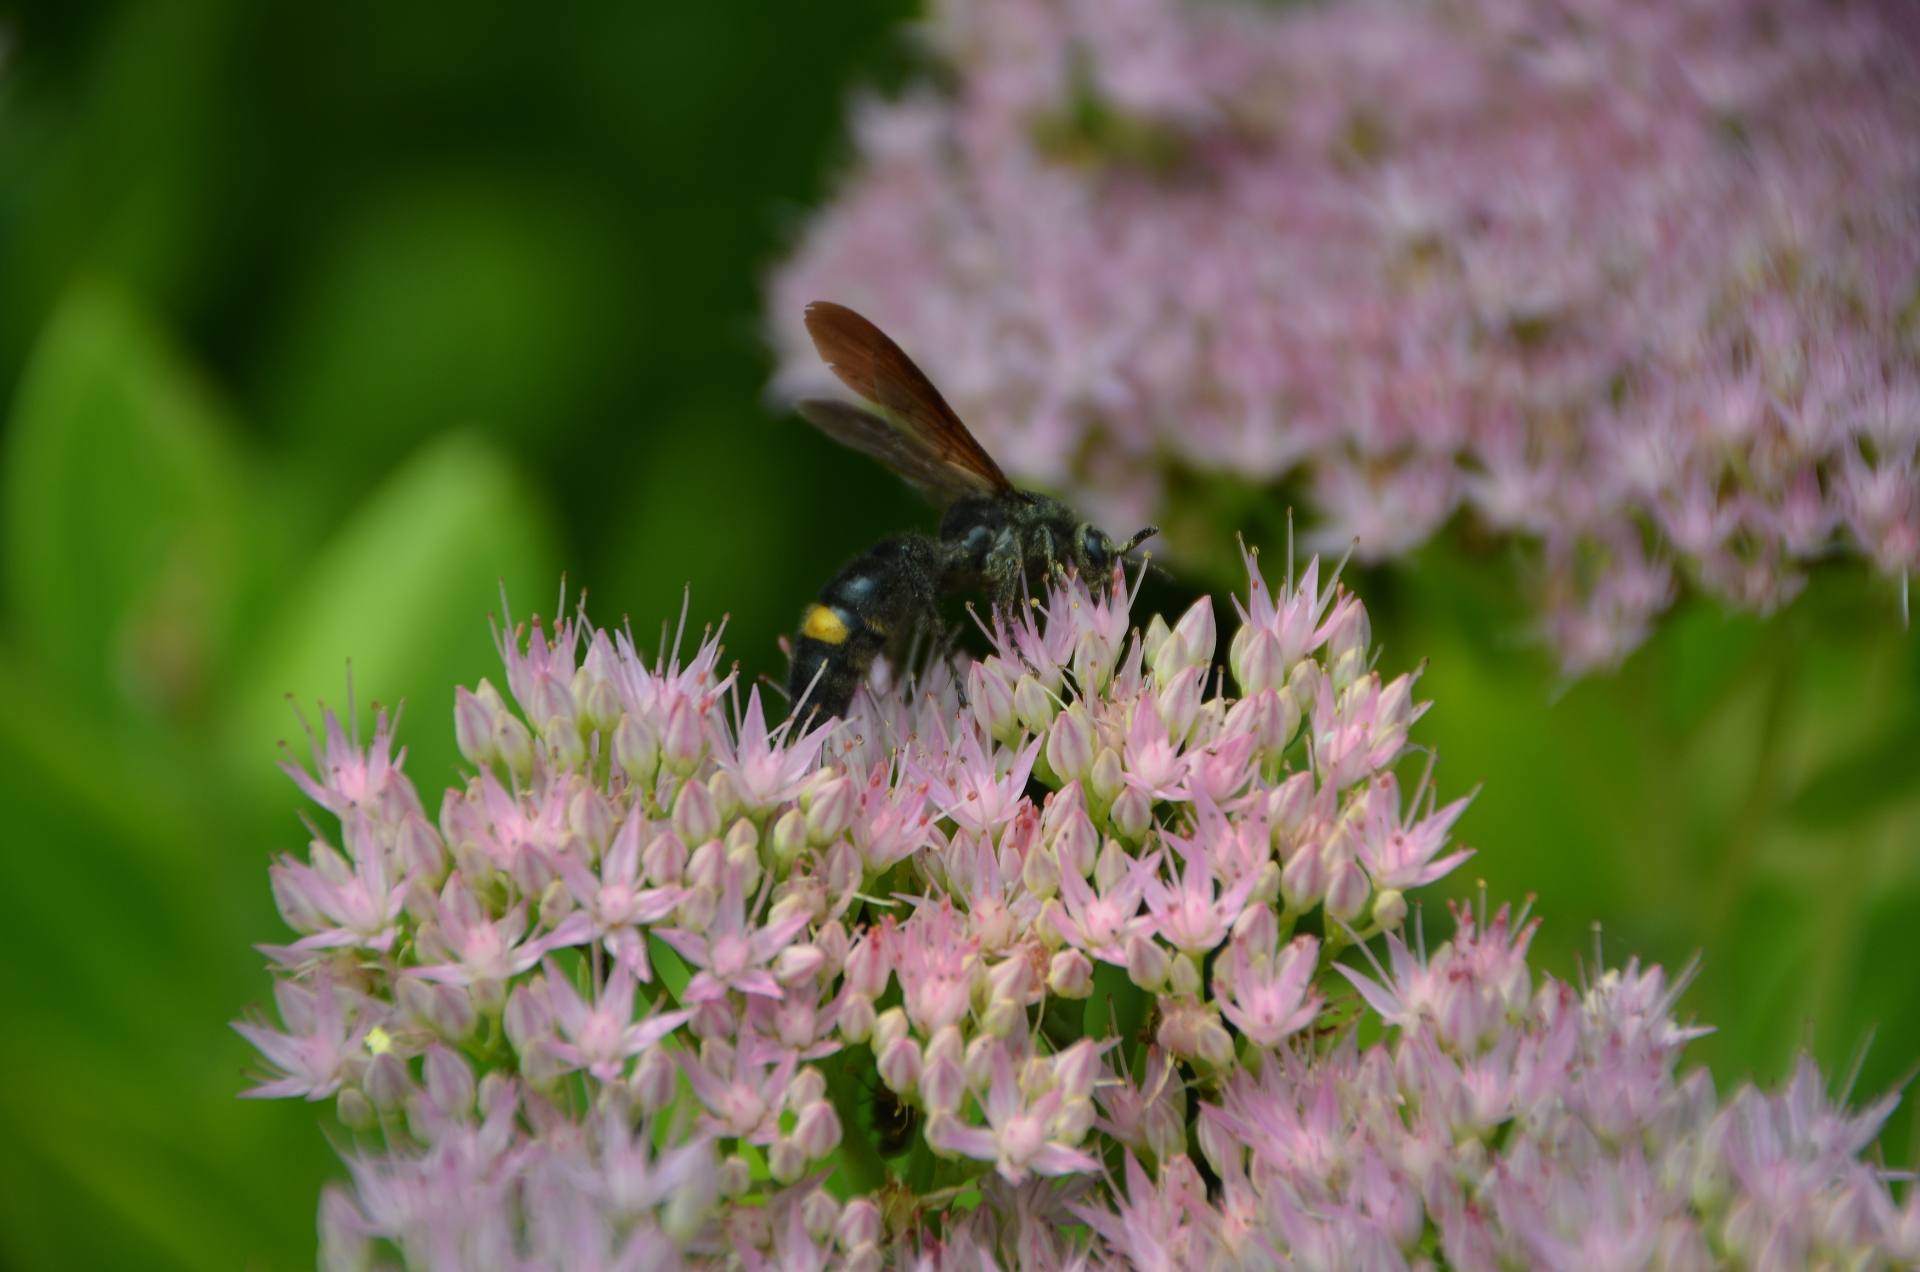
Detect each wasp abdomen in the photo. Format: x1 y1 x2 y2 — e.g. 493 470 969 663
788 534 942 720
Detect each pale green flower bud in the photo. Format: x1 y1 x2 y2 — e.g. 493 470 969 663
771 807 808 867
1127 934 1169 991
1110 784 1153 840
1049 948 1094 998
1013 673 1058 734
495 712 535 781
612 713 659 785
1089 747 1126 804
1372 887 1407 932
1168 950 1202 998
1046 703 1096 784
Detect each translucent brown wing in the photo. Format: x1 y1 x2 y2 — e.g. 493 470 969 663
800 301 1013 504
794 399 991 506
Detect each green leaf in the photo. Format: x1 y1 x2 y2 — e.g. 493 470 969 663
259 180 626 500
2 277 258 724
1782 718 1920 829
221 432 559 801
0 647 331 1271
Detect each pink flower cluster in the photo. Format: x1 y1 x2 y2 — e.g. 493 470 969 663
240 554 1913 1268
769 0 1920 671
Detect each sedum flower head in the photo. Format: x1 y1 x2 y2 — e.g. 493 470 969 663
242 561 1911 1268
769 0 1920 672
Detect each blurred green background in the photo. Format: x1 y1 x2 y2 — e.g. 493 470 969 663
0 1 1913 1266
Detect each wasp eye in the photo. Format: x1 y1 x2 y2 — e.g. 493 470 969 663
1080 525 1115 574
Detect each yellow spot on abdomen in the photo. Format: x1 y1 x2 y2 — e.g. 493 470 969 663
803 604 851 644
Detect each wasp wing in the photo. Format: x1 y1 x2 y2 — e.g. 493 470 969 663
800 301 1013 505
793 399 993 506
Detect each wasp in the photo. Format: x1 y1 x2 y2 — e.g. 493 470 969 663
787 301 1158 720
867 1078 921 1158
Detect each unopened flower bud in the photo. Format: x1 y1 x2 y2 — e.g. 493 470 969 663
536 877 572 929
1051 807 1098 877
1110 784 1153 840
1158 670 1203 743
1072 627 1117 695
838 992 876 1043
873 1007 908 1056
661 698 705 775
567 788 615 855
1046 704 1095 783
363 1051 409 1112
1231 626 1286 695
771 807 807 866
453 687 497 767
613 713 659 784
1195 1013 1234 1065
1141 612 1173 667
969 660 1019 741
1324 596 1370 673
1286 658 1322 714
719 1154 751 1198
1269 772 1315 838
544 719 587 772
1168 951 1202 998
725 810 756 860
805 775 855 844
579 678 622 737
837 1199 881 1251
643 830 687 886
1056 1096 1096 1144
774 943 826 983
1325 856 1371 923
1049 948 1094 998
1251 859 1282 907
1127 934 1169 991
495 713 535 781
769 1135 807 1184
708 771 742 823
675 886 717 933
1281 840 1328 912
1372 887 1407 932
877 1036 922 1093
1374 672 1420 733
337 1086 375 1130
816 842 856 899
794 1100 842 1159
982 997 1023 1037
1013 674 1057 734
671 778 720 845
962 1036 998 1091
922 1055 966 1115
399 975 477 1041
685 839 723 892
503 982 551 1056
632 1045 676 1112
1021 843 1060 898
1173 596 1218 666
1089 748 1125 804
790 1067 827 1111
518 1036 569 1087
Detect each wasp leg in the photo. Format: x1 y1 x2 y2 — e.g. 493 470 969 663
982 532 1029 621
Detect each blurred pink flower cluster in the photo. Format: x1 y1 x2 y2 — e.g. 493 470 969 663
769 0 1920 672
241 554 1914 1268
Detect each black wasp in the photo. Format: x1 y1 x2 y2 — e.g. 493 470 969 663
867 1079 920 1158
787 301 1157 720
